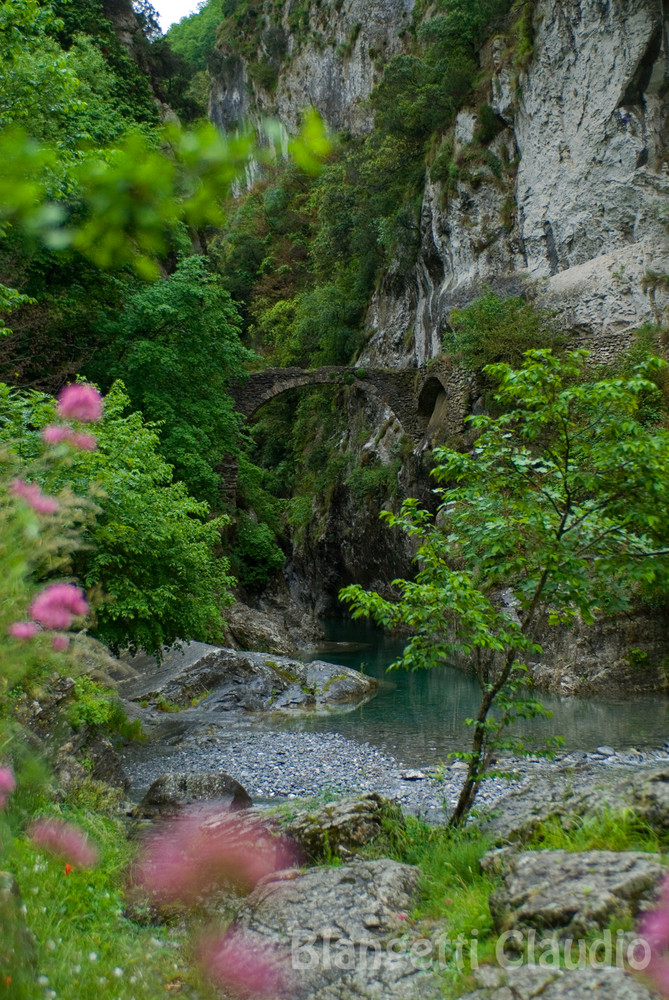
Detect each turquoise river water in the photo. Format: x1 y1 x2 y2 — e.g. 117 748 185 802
280 619 669 768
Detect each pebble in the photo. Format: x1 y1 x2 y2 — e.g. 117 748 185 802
121 709 669 825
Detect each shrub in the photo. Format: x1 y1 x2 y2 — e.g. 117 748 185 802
444 289 563 370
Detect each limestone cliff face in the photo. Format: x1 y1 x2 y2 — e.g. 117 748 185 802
363 0 669 369
210 0 669 649
210 0 414 135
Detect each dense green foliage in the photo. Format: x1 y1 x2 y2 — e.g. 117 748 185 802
167 0 221 72
342 351 669 822
445 289 564 370
89 255 251 505
0 381 234 655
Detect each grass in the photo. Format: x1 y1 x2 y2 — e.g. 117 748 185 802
360 814 500 993
528 808 669 855
3 775 666 1000
0 798 214 1000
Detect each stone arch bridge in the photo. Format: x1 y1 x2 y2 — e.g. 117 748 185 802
223 361 467 503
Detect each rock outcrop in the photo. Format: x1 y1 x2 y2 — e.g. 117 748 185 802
133 771 253 818
229 859 441 999
489 850 665 938
481 765 669 846
460 966 656 1000
282 792 398 861
364 0 669 368
210 0 414 136
121 641 378 714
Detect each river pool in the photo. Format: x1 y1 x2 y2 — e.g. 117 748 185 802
278 619 669 768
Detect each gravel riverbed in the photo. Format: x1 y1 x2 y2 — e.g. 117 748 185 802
120 708 669 823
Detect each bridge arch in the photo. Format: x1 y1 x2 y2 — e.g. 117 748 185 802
230 366 420 436
222 361 458 505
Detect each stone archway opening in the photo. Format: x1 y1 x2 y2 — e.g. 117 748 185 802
417 376 447 435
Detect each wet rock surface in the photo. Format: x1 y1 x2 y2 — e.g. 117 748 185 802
489 850 665 937
230 860 441 1000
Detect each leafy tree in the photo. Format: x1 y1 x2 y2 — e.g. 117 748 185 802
88 255 252 505
342 350 669 824
166 0 222 72
0 381 234 656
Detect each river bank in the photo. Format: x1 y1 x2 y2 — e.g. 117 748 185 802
120 694 669 824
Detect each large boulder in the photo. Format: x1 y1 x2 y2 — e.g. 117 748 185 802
489 850 665 938
229 859 441 1000
121 642 378 714
283 793 398 862
133 771 253 818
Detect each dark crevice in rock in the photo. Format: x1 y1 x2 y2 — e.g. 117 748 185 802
619 24 664 107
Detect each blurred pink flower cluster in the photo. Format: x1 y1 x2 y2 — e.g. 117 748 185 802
133 804 298 998
7 385 102 645
640 875 669 995
42 383 102 453
10 479 59 515
197 929 290 999
9 582 88 649
134 804 297 904
0 768 16 809
28 818 99 869
30 583 88 629
57 384 103 423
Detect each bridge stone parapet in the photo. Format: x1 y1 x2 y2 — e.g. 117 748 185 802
224 360 471 503
230 361 468 441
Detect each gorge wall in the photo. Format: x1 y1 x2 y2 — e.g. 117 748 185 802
208 0 669 682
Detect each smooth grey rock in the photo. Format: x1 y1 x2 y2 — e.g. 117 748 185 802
121 642 377 715
489 850 665 937
230 859 441 999
283 792 397 861
460 965 656 1000
133 771 252 818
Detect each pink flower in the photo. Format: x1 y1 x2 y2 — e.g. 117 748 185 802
0 768 16 810
11 479 59 515
57 384 103 423
42 424 71 446
28 818 99 869
132 804 298 905
67 431 97 451
41 425 98 451
51 635 69 652
639 875 669 993
8 622 40 640
197 930 291 999
30 583 89 630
